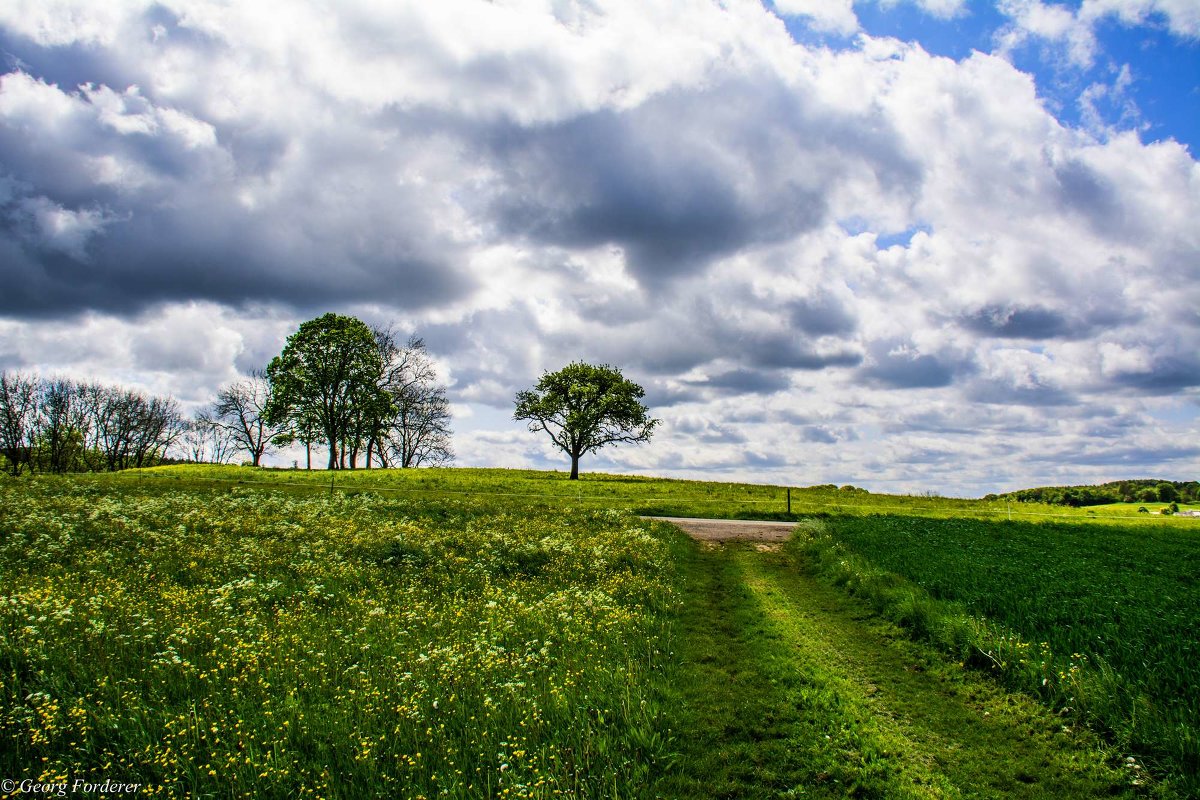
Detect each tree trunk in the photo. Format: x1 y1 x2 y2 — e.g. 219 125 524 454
327 441 337 470
305 441 312 470
570 452 580 480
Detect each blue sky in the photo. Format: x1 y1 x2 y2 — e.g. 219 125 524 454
0 0 1197 495
785 1 1200 151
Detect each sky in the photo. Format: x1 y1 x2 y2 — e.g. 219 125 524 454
0 0 1197 496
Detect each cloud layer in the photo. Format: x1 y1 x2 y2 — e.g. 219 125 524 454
1 0 1197 495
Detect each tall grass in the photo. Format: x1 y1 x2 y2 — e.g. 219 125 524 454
787 516 1200 793
0 475 684 798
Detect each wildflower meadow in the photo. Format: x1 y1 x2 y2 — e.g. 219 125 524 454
0 474 683 798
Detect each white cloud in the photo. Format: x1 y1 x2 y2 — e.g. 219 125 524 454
997 0 1099 66
1081 0 1200 37
25 197 110 259
903 0 967 16
772 0 967 35
773 0 860 34
0 0 140 47
996 0 1200 68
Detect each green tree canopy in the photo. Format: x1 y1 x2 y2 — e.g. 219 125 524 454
514 362 658 480
265 313 388 470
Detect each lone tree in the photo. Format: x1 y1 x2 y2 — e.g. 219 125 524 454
514 362 658 480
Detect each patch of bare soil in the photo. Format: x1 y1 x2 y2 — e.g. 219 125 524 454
644 516 797 543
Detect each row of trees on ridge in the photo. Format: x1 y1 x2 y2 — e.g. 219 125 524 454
3 312 665 478
0 372 184 476
0 314 454 475
987 480 1199 506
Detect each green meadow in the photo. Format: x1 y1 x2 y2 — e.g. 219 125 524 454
1 465 1196 797
100 463 1199 525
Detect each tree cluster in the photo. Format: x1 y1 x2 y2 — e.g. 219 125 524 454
985 479 1199 507
0 372 185 476
262 313 453 470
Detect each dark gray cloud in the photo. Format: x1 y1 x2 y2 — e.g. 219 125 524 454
689 368 791 396
884 406 1045 436
0 349 25 370
743 450 788 469
957 301 1138 341
1079 412 1147 440
671 417 748 444
1053 158 1125 236
860 340 972 389
960 304 1074 339
787 291 858 336
484 77 918 284
893 446 958 465
965 377 1075 406
801 425 838 444
0 198 473 318
641 381 705 409
1105 354 1200 394
749 334 863 371
0 89 475 318
0 7 214 103
1027 442 1200 468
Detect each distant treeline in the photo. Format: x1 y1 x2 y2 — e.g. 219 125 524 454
985 479 1199 507
0 372 183 476
1 314 455 477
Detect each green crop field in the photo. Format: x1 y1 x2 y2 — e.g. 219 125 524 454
788 516 1200 790
1 464 1197 797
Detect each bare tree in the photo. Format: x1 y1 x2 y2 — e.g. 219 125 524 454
78 383 113 472
202 411 236 464
388 379 454 467
371 330 454 468
0 371 38 475
82 385 184 471
1 373 185 474
180 417 209 463
37 378 89 473
211 371 281 467
181 411 236 464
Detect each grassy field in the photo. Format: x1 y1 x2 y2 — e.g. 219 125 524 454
112 464 1199 526
1 464 1196 797
660 542 1141 798
0 471 686 797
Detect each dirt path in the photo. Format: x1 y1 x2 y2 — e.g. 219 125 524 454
650 525 1140 798
642 516 797 542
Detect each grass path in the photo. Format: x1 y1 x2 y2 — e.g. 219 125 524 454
655 541 1142 799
